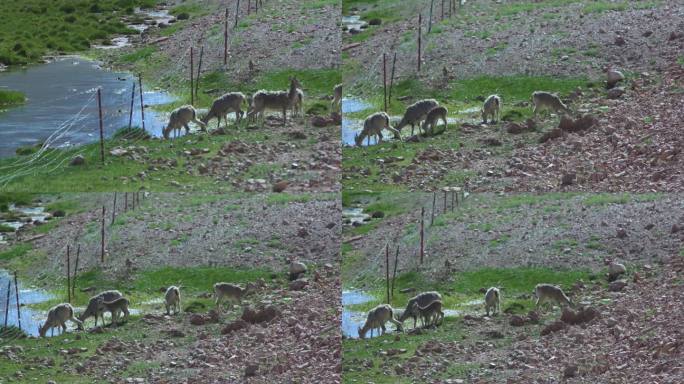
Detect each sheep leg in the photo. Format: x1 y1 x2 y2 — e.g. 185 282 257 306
282 107 287 124
381 324 386 335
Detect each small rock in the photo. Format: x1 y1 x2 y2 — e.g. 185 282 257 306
607 87 625 99
541 321 566 336
509 315 525 327
564 365 579 378
221 319 249 334
289 279 308 291
671 224 680 234
609 280 628 292
614 36 626 46
616 228 628 239
189 314 206 326
272 180 288 193
561 173 575 186
70 155 86 166
371 211 385 218
244 363 258 377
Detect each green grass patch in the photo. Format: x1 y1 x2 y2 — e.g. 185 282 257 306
0 89 26 107
0 243 33 261
117 46 157 64
0 0 155 65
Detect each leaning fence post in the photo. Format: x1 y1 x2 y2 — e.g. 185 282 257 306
195 45 204 100
383 52 387 112
420 207 425 264
428 0 434 33
124 192 128 211
101 206 106 263
97 88 104 165
224 8 229 65
391 246 399 300
190 46 194 105
385 244 390 304
431 192 436 226
128 82 136 130
4 280 10 328
451 190 455 212
388 52 397 103
443 190 447 213
417 14 422 72
72 244 80 299
66 245 71 303
234 0 240 28
138 74 146 132
111 192 117 225
13 272 20 331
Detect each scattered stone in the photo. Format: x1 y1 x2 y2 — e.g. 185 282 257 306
671 224 680 234
608 262 627 281
607 87 625 99
561 172 576 186
244 363 259 377
241 305 280 324
70 155 86 166
189 314 206 326
564 364 579 378
221 319 249 335
164 328 185 338
609 280 628 292
614 36 626 46
272 180 288 193
561 306 600 325
541 320 566 336
527 311 541 323
616 228 628 239
289 279 309 291
368 18 382 26
371 211 385 218
509 315 526 327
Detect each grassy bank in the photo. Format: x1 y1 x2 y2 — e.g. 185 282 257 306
0 0 157 65
0 89 26 108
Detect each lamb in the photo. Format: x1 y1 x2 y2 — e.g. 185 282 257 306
246 77 301 124
534 284 572 310
398 291 442 328
395 99 439 136
531 91 571 117
38 303 83 337
289 261 308 281
481 94 501 124
164 286 182 315
78 290 123 326
421 106 448 135
201 92 246 129
96 297 131 326
354 111 400 146
214 283 248 312
410 299 444 327
357 304 403 339
331 83 342 113
484 287 500 316
162 105 206 139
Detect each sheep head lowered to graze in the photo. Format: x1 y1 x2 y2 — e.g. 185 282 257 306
531 91 571 118
78 290 123 327
354 111 400 147
163 105 206 139
96 297 131 326
534 284 573 310
39 303 83 337
358 304 403 339
213 282 249 312
398 291 442 329
481 94 501 124
201 92 246 129
395 99 439 136
331 83 342 113
165 286 182 315
421 106 448 136
246 77 302 125
484 287 500 316
410 299 444 327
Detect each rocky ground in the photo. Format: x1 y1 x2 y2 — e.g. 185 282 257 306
4 193 339 282
342 0 684 193
344 0 683 90
146 0 340 83
344 193 684 281
73 271 341 384
347 254 682 383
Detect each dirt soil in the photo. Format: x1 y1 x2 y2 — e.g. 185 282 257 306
344 193 684 281
9 193 339 282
